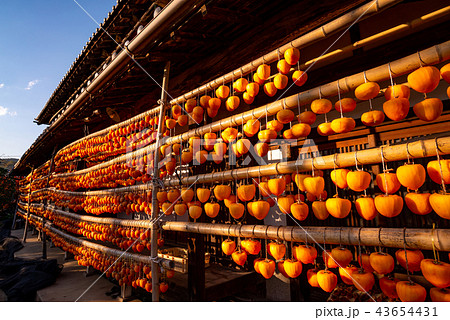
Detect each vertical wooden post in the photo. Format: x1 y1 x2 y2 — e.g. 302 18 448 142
151 61 170 302
188 230 205 301
188 148 205 301
367 132 380 175
22 166 34 243
9 176 20 231
11 197 20 230
42 146 57 259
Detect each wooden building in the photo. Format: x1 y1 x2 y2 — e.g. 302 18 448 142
13 0 450 302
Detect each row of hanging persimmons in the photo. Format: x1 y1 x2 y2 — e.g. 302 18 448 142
30 136 450 221
33 55 450 197
31 54 450 192
156 152 450 222
167 49 450 140
220 235 450 302
158 59 450 196
18 199 450 301
17 211 172 295
47 228 171 294
53 114 163 169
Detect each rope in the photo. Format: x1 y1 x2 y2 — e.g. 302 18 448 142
435 138 447 193
380 146 389 196
402 227 412 284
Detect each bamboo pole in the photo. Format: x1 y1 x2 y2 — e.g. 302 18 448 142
162 222 450 251
22 166 34 243
300 6 450 70
165 135 450 186
18 204 450 252
170 0 403 105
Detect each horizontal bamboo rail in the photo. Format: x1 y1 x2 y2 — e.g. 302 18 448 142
166 135 450 186
18 208 174 269
20 202 155 228
50 39 450 180
162 222 450 251
300 6 450 70
17 205 450 251
170 0 403 105
30 183 153 197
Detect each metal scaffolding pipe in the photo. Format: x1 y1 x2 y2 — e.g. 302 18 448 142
48 225 174 270
151 61 170 302
24 203 154 228
22 166 34 243
162 222 450 251
170 0 404 105
31 184 153 197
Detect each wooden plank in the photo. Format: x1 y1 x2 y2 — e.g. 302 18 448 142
367 132 380 175
379 121 450 142
288 137 369 153
187 233 205 301
202 6 262 26
325 112 450 142
375 112 450 134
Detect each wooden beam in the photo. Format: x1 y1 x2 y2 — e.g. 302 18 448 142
202 6 262 26
146 50 205 62
169 30 232 46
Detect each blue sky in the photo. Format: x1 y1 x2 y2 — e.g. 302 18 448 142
0 0 117 158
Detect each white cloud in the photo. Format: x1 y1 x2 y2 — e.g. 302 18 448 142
0 106 17 117
0 83 4 89
0 106 8 116
25 79 39 90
